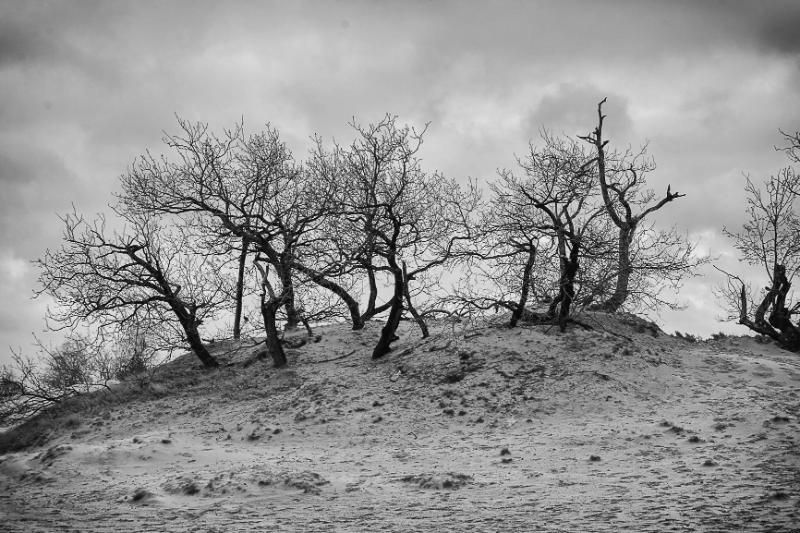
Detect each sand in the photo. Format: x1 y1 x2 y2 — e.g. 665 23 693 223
1 315 798 532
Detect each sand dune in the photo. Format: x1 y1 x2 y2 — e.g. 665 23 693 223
1 316 798 532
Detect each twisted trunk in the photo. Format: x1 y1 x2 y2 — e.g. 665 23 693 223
372 265 404 359
171 304 218 368
403 262 428 338
601 226 633 312
260 297 287 367
279 265 299 331
547 237 580 332
183 321 218 368
558 255 579 332
738 264 800 351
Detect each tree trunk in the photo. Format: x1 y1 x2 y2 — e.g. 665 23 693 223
601 226 633 312
169 300 218 368
765 265 800 350
365 268 378 317
547 238 579 332
372 268 404 359
261 298 287 367
233 237 250 340
182 318 219 368
510 248 536 327
558 259 579 332
279 266 299 331
402 262 428 338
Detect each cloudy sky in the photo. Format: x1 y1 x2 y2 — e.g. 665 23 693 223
1 0 800 363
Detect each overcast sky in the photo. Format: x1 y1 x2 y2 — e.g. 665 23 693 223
2 0 800 363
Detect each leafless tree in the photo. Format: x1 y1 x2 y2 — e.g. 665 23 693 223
1 349 78 426
717 168 800 349
120 119 360 365
320 116 479 357
452 178 548 328
36 207 225 368
496 133 610 330
445 133 618 329
580 98 701 312
252 254 288 366
0 334 122 425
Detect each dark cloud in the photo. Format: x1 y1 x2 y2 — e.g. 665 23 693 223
0 145 88 257
758 8 800 55
0 16 53 66
668 0 800 57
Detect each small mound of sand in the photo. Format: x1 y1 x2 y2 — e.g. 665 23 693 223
129 487 157 504
162 475 202 496
37 444 72 466
254 470 330 495
400 472 472 490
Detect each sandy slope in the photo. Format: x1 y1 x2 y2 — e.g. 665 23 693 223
1 316 798 532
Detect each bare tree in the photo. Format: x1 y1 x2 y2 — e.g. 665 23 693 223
326 115 478 357
454 179 547 328
580 98 700 312
120 119 360 363
253 255 288 367
718 168 800 349
37 207 225 368
111 317 156 380
498 133 610 329
446 133 617 329
0 334 125 426
1 349 80 426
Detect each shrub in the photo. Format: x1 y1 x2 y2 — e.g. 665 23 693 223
675 331 699 343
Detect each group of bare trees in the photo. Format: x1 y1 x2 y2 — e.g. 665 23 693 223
0 326 152 425
717 130 800 350
29 100 699 373
452 99 701 331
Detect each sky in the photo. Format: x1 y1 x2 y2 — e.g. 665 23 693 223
1 0 800 364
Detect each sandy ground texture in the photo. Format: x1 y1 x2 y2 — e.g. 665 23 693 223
1 314 799 532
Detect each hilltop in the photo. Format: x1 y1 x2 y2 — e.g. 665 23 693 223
1 314 798 532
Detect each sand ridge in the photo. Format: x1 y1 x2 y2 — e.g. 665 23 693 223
1 316 798 531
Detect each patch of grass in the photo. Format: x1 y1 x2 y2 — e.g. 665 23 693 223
400 472 472 490
674 331 699 343
441 370 464 384
0 413 57 453
131 488 156 503
63 413 82 429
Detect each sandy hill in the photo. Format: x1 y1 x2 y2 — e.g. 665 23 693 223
1 314 798 532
